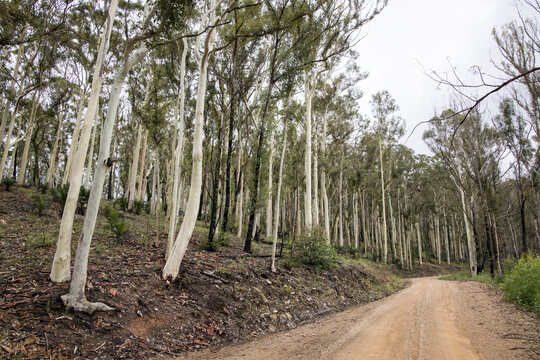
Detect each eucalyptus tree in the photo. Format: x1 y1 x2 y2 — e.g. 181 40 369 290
61 0 194 311
494 98 534 253
370 90 405 263
50 0 120 283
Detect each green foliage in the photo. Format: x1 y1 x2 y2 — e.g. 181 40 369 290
50 184 89 215
293 227 337 270
133 199 144 215
50 184 69 214
37 183 49 194
103 206 129 241
143 201 151 214
77 186 90 215
2 177 15 191
114 197 129 211
200 231 234 252
502 254 540 315
31 194 49 217
29 233 56 248
439 271 500 285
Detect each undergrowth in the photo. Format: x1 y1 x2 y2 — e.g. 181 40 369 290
440 253 540 315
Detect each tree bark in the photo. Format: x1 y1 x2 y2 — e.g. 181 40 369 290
61 43 148 313
50 0 119 283
163 0 218 279
271 128 287 272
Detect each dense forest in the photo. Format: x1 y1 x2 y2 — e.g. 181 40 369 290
0 0 538 320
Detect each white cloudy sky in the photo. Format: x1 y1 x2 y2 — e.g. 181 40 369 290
355 0 537 155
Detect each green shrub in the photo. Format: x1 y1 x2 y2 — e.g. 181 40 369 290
502 253 540 315
143 201 151 214
103 206 129 241
29 233 56 248
293 227 337 270
51 184 69 215
114 197 129 211
2 177 15 191
38 183 50 194
133 199 144 215
31 194 49 217
77 186 90 215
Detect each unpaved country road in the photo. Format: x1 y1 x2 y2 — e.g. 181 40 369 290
175 277 539 360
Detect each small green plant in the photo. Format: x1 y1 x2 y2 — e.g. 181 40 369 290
51 184 69 215
2 177 15 191
293 227 337 270
502 253 540 315
103 206 129 241
132 199 144 215
77 186 90 215
38 182 50 194
29 233 56 248
199 238 221 252
114 197 129 211
31 194 49 217
143 201 151 214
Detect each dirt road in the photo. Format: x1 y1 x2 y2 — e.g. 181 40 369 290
175 277 539 360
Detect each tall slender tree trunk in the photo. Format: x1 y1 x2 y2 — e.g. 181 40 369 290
61 43 148 312
137 129 149 200
304 70 314 229
379 141 388 263
0 36 23 147
128 124 143 210
271 129 287 272
338 151 344 247
84 115 97 190
50 0 119 283
416 221 423 266
221 22 238 235
266 130 274 239
313 139 319 226
63 86 87 185
17 91 40 185
163 1 218 279
244 35 280 253
166 38 187 258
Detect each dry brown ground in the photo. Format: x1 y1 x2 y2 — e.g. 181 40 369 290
173 277 539 360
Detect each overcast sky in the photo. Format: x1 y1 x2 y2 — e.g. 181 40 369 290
355 0 537 155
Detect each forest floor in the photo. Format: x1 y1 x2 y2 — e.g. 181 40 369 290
173 277 540 360
0 186 459 359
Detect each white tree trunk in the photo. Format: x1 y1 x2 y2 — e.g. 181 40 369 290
0 38 23 147
338 155 344 247
416 221 423 266
321 109 330 241
128 124 143 209
266 130 274 239
64 86 87 185
46 111 63 185
137 129 149 200
353 192 359 249
313 139 319 226
271 128 286 272
166 39 188 258
61 44 148 313
379 141 389 263
50 0 119 283
0 100 20 178
163 1 218 280
84 116 98 190
7 116 23 177
304 71 313 229
460 187 477 276
17 92 40 185
435 216 441 264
